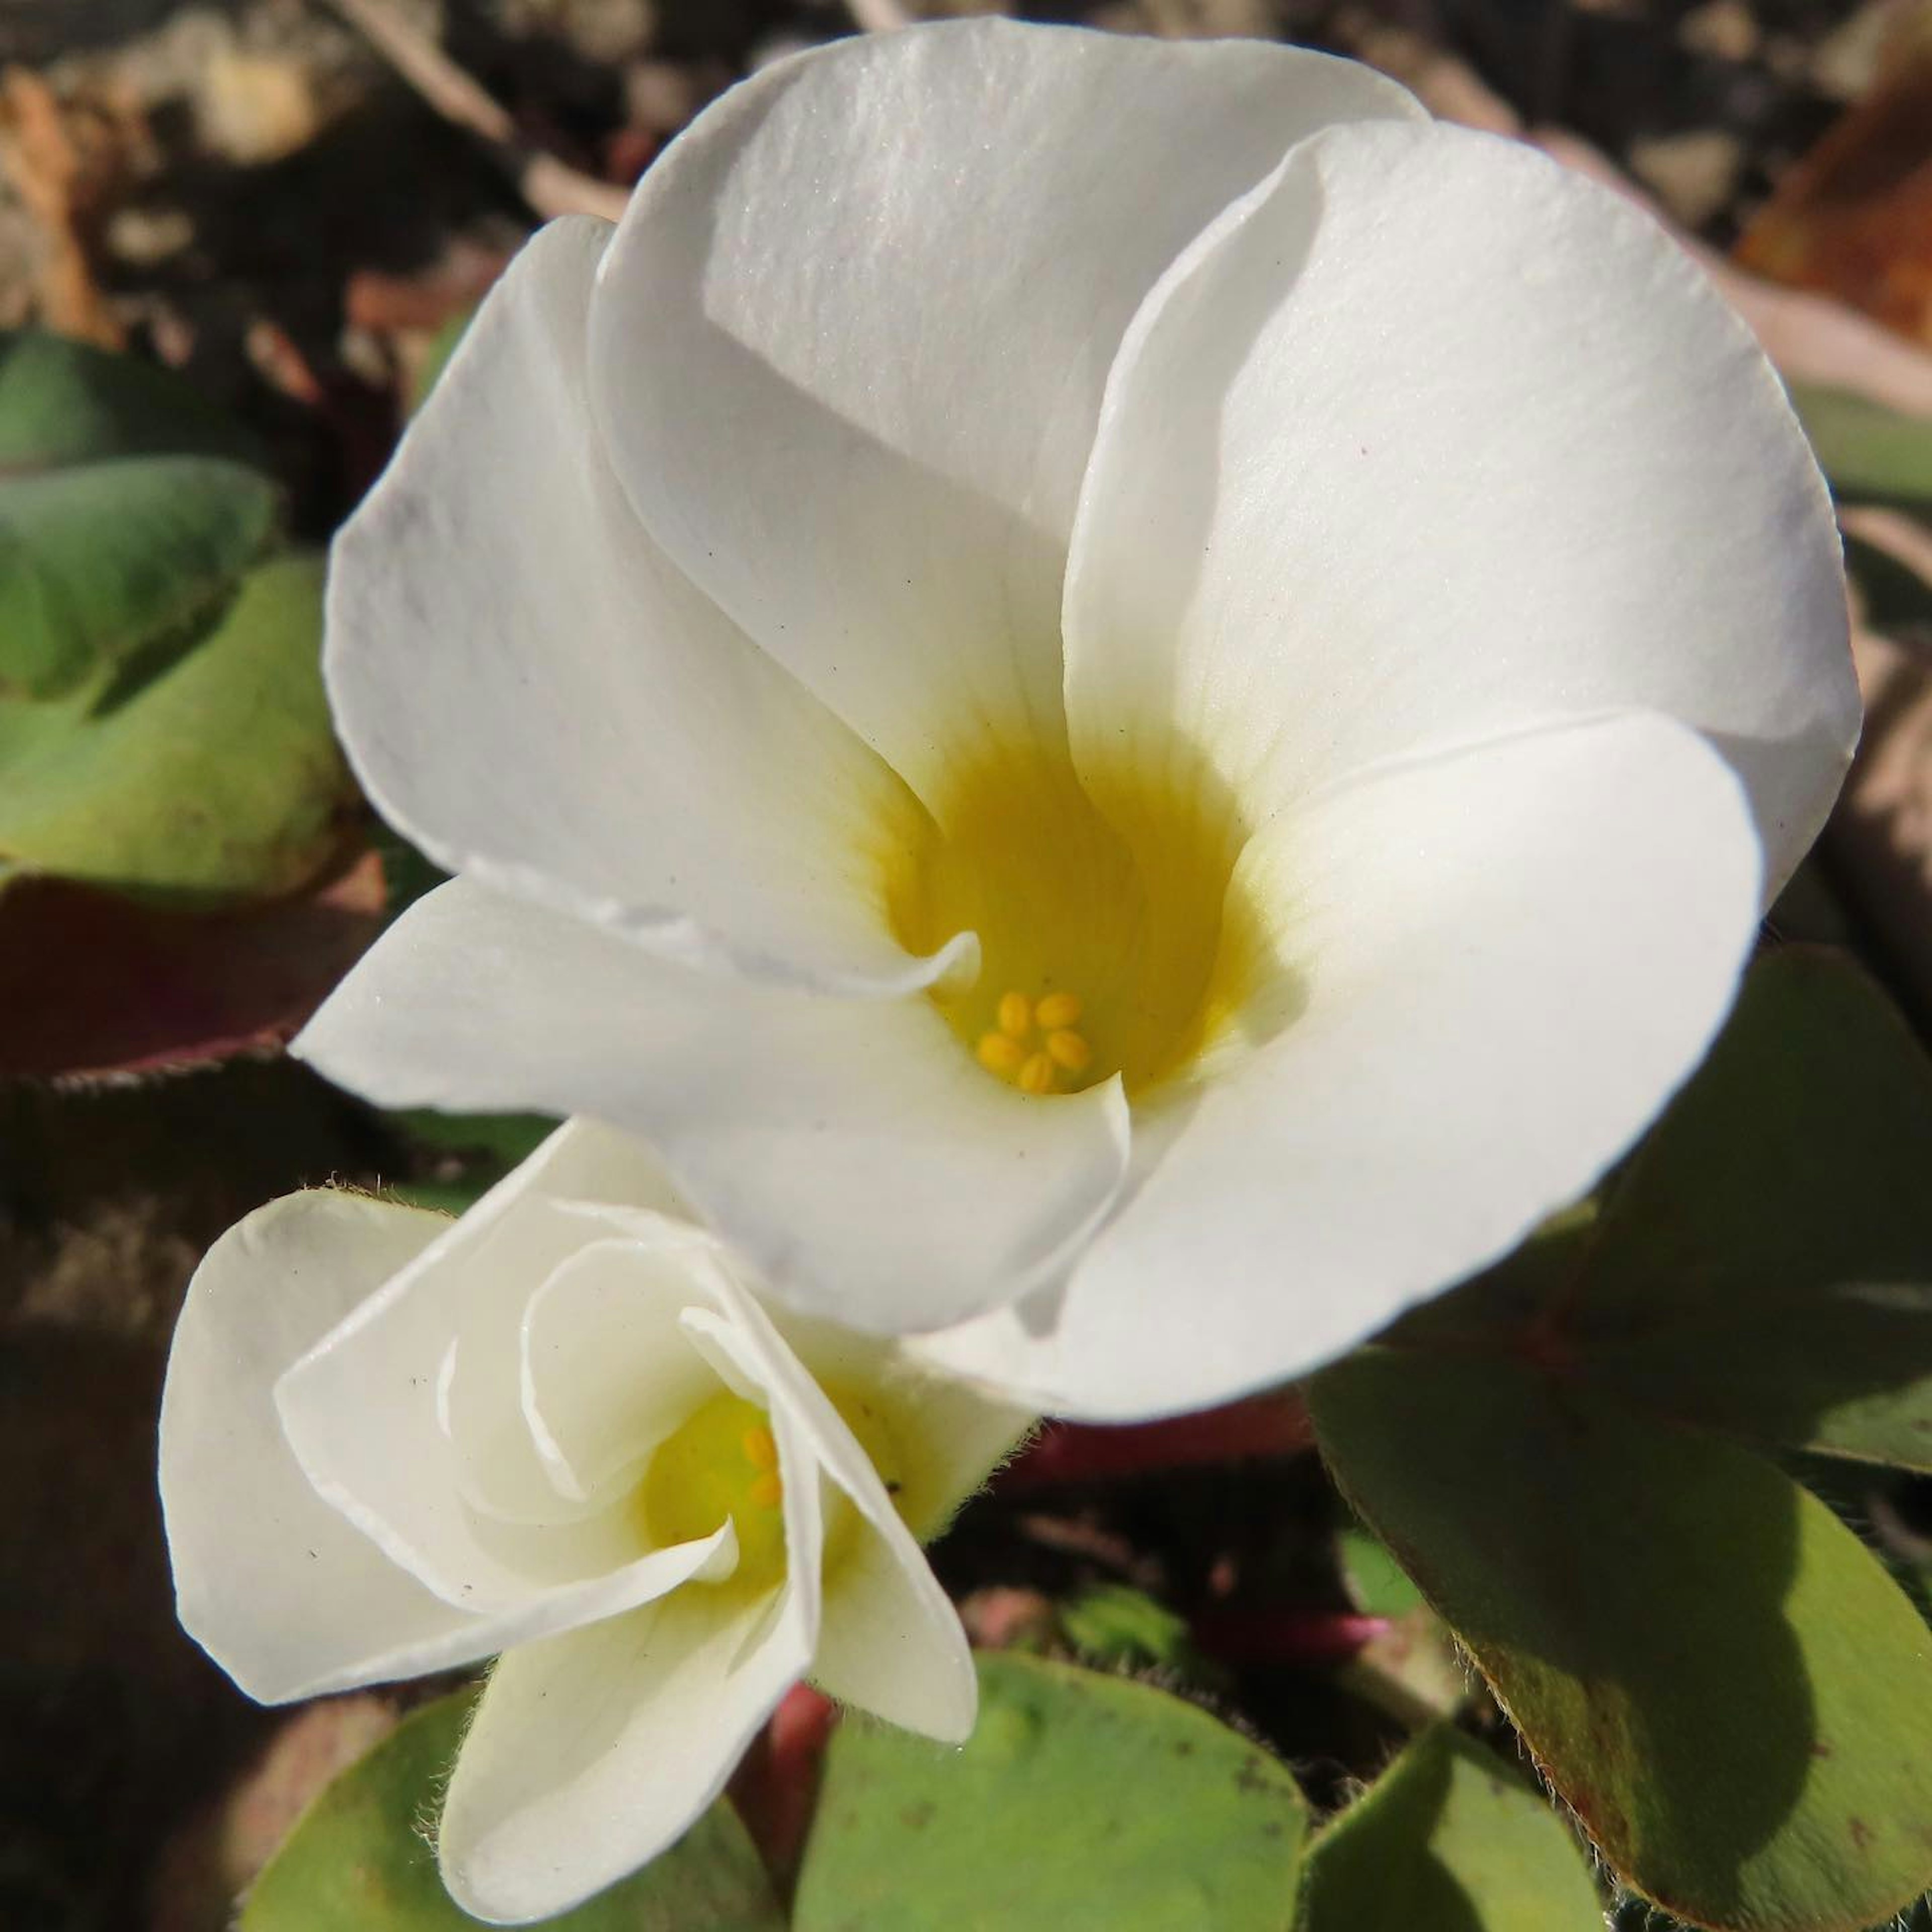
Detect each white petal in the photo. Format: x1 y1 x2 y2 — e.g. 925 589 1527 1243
741 1301 1033 1540
920 711 1762 1419
327 216 947 995
272 1122 717 1605
519 1227 728 1502
698 1271 979 1741
590 21 1419 801
296 879 1132 1333
439 1582 813 1924
160 1191 488 1701
811 1528 976 1744
1065 119 1855 899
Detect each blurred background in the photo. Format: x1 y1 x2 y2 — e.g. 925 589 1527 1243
1 1 1929 1927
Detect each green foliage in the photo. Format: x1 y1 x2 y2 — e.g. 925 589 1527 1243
1059 1582 1201 1673
1402 951 1932 1472
1563 951 1932 1468
0 454 278 700
382 1107 560 1214
0 553 351 903
1298 1725 1603 1931
0 328 264 469
1788 381 1932 509
239 1691 783 1931
792 1652 1308 1931
1337 1524 1425 1619
1309 1350 1932 1932
0 331 353 909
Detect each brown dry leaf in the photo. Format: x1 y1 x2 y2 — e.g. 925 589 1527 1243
0 848 389 1083
1736 13 1932 346
0 66 126 347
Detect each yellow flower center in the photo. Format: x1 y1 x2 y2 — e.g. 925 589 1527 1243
882 739 1271 1097
636 1387 907 1594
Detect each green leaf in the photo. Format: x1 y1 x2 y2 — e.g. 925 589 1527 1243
1573 953 1932 1470
387 1108 557 1166
793 1652 1309 1931
1059 1582 1204 1675
383 1109 561 1214
1298 1725 1602 1931
1337 1524 1425 1620
0 329 266 469
240 1690 783 1931
1788 382 1932 510
0 455 278 699
1310 1348 1932 1932
0 552 353 904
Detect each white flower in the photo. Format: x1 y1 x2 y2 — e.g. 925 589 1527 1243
295 21 1856 1420
158 1121 1025 1924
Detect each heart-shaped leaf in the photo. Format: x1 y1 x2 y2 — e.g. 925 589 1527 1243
1310 1347 1932 1931
793 1651 1309 1930
1298 1724 1603 1931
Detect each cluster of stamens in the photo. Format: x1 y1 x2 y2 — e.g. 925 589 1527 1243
975 989 1093 1095
740 1419 783 1512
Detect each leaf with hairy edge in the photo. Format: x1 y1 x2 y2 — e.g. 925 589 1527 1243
793 1652 1308 1931
1298 1724 1602 1931
1309 1348 1932 1932
239 1691 783 1931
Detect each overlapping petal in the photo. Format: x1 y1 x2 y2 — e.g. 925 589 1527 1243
590 19 1421 803
160 1191 481 1701
439 1584 814 1923
272 1121 693 1600
326 216 953 995
920 710 1762 1418
1064 118 1855 897
294 880 1132 1333
438 1302 828 1923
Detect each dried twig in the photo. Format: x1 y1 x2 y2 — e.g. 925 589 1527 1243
843 0 914 32
321 0 629 223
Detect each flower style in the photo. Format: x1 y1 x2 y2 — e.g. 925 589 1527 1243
158 1120 1026 1923
295 21 1857 1420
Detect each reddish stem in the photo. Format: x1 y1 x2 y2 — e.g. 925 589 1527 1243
1193 1608 1391 1670
999 1391 1314 1490
729 1682 838 1889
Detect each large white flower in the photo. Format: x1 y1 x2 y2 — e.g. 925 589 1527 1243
158 1120 1024 1924
296 21 1855 1420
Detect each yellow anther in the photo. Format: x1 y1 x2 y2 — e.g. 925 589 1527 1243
1018 1052 1057 1096
742 1424 779 1472
1046 1029 1092 1074
1035 991 1083 1030
997 990 1034 1038
977 1031 1026 1077
748 1472 784 1510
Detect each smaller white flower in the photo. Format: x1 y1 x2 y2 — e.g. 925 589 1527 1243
158 1120 1026 1925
